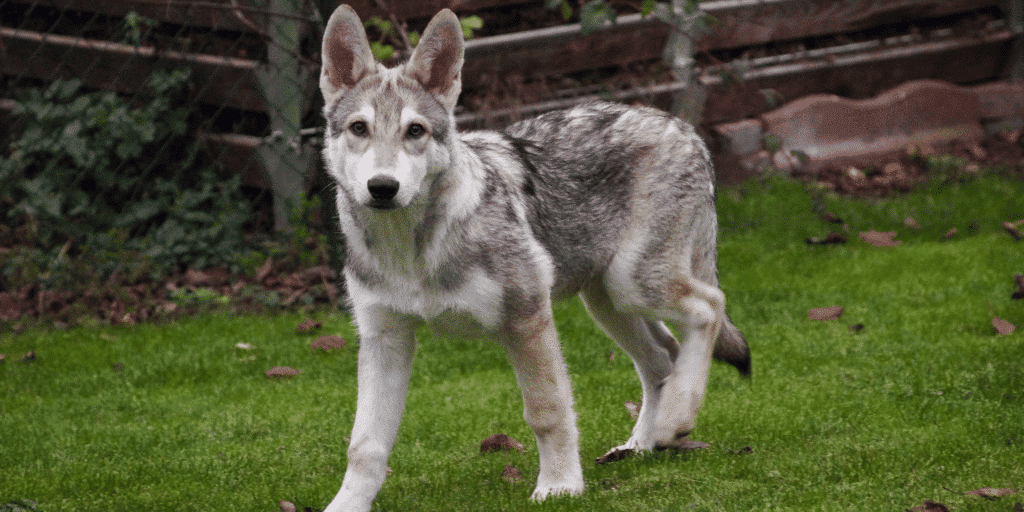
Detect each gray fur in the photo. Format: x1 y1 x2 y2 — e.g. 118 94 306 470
318 7 749 512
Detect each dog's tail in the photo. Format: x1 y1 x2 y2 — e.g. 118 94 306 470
714 315 751 377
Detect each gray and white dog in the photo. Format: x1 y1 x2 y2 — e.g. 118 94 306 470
318 5 750 511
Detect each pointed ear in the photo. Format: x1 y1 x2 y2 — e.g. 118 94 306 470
404 9 465 112
320 5 377 105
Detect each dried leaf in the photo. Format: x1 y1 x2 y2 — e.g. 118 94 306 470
265 366 301 377
1013 274 1024 300
941 228 957 240
18 351 36 362
965 488 1014 498
256 257 274 283
733 446 753 455
860 230 901 247
805 232 847 245
501 464 522 483
624 400 641 421
595 447 634 465
0 291 19 321
480 433 526 453
912 500 950 512
0 354 6 363
808 306 844 320
311 335 346 351
904 216 922 229
993 317 1017 336
1005 222 1023 241
296 320 322 333
849 323 865 333
235 342 255 350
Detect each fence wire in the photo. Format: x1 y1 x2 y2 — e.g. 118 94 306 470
0 0 343 291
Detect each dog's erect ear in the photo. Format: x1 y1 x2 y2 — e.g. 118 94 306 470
405 9 465 112
320 5 376 105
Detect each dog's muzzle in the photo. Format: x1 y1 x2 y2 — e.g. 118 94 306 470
366 175 400 209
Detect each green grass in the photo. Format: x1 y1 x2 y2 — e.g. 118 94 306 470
3 174 1023 511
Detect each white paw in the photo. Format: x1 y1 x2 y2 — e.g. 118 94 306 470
530 479 584 501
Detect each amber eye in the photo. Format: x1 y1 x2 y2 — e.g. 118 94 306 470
349 121 368 136
406 123 426 139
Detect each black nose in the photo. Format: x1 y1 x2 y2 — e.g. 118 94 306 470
367 175 400 201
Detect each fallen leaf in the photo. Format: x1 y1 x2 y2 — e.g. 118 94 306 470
18 351 36 362
849 323 865 333
311 335 346 351
822 212 844 224
1005 222 1023 241
912 500 950 512
501 464 522 483
279 500 297 512
860 230 901 247
480 433 526 453
265 366 301 377
805 232 847 245
808 306 844 320
0 291 19 321
608 351 615 364
296 320 322 333
624 401 641 421
0 354 5 363
235 342 255 350
993 317 1017 335
595 447 634 465
256 257 274 283
733 446 753 455
965 488 1014 498
1013 274 1024 300
941 228 957 240
904 217 922 229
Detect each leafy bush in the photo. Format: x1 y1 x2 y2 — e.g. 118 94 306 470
0 70 252 288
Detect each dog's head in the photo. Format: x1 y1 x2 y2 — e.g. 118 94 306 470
319 5 464 210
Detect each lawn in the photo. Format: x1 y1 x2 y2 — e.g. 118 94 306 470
2 173 1023 511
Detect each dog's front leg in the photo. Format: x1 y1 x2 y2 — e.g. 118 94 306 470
325 308 417 512
501 304 585 500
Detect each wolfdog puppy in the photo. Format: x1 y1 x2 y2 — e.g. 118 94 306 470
318 5 750 511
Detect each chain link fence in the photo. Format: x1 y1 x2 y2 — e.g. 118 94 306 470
0 0 343 290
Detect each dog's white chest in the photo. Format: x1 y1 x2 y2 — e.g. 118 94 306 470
348 266 505 338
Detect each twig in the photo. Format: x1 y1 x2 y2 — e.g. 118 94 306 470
373 0 414 59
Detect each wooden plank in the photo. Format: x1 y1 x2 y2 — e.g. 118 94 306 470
457 27 1013 128
1 0 531 32
342 0 533 21
0 26 268 112
461 0 996 88
701 0 998 50
2 0 297 33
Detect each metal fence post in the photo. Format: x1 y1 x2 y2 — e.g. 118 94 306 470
255 0 317 231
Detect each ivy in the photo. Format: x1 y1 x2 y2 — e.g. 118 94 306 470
0 69 252 287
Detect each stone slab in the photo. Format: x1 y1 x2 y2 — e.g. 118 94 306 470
760 79 983 172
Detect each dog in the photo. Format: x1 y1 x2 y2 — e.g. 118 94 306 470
318 5 750 511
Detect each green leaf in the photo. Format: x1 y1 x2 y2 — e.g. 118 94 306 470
579 0 616 35
460 15 483 40
369 41 394 62
640 0 658 17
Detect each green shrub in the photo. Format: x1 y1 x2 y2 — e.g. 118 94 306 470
0 70 252 287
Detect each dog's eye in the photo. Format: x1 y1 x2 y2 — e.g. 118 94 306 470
406 123 426 139
349 121 368 136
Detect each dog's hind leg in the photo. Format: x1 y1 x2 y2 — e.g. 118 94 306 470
580 281 674 456
499 295 585 501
